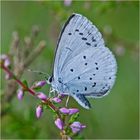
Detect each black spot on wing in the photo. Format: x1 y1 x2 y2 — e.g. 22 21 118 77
83 56 86 59
92 36 96 42
70 69 74 72
79 33 83 35
82 37 87 40
75 29 79 32
86 42 91 46
96 67 99 70
92 82 96 87
94 44 97 47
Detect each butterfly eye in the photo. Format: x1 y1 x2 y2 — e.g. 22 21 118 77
48 76 53 83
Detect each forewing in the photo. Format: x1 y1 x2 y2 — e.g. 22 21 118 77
53 13 104 81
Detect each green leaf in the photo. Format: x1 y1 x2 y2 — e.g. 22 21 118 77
22 80 28 88
69 112 79 124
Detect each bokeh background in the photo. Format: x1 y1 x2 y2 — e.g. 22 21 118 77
1 1 139 139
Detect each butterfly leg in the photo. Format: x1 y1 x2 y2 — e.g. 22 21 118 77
71 93 91 109
49 87 56 97
65 95 70 107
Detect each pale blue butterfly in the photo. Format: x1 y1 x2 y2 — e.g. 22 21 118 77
47 13 117 109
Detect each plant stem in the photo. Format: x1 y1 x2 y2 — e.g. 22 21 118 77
0 63 57 112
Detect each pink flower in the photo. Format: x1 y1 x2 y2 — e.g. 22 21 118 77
70 121 86 133
17 89 24 100
0 54 10 67
37 92 47 100
59 107 70 114
69 108 79 115
52 97 62 103
55 118 64 130
59 107 79 115
4 58 10 67
36 105 43 119
32 81 46 89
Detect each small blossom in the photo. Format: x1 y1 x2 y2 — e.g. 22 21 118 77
4 58 10 67
69 108 79 115
70 121 86 133
59 107 70 114
0 54 10 67
37 92 47 100
64 0 72 6
32 80 46 89
55 118 64 130
52 97 62 103
36 105 43 119
17 89 24 100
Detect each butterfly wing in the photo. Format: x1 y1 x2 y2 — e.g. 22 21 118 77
53 13 117 109
53 13 104 81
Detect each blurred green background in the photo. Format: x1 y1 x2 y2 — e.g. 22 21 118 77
1 1 139 139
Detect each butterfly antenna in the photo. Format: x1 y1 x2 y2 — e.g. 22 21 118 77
27 69 50 79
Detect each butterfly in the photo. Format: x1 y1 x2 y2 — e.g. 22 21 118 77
47 13 117 109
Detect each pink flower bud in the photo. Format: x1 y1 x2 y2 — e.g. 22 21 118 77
0 54 10 67
70 121 86 134
36 105 43 119
37 92 47 100
59 107 70 114
33 81 46 89
54 118 64 130
69 108 79 115
4 58 10 67
52 97 62 103
17 89 24 100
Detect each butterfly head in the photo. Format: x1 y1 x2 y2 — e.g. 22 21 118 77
46 76 53 84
